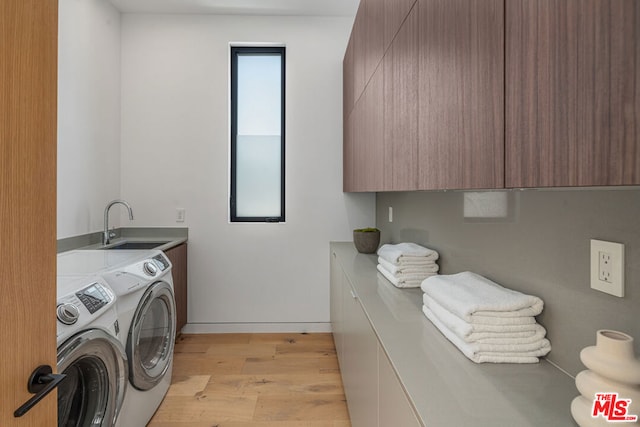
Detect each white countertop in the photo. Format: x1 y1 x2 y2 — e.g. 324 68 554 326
331 242 578 427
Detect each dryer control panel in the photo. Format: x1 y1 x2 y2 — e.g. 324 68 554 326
152 253 170 271
76 283 113 314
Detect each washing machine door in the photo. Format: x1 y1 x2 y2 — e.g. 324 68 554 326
127 280 176 391
57 329 128 427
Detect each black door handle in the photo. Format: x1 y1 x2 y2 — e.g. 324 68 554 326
14 365 66 418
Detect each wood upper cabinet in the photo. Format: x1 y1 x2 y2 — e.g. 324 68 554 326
506 0 640 187
418 0 505 190
384 3 419 190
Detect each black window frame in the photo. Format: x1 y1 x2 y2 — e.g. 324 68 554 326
230 46 286 223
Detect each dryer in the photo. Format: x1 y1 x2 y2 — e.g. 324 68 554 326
100 250 176 427
56 275 128 426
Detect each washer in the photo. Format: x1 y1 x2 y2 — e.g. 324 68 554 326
56 274 127 427
99 250 176 427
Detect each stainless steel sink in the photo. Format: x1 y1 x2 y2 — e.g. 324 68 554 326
101 241 170 250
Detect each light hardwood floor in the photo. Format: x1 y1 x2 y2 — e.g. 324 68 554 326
148 333 351 427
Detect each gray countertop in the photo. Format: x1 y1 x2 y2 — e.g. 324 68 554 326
57 227 188 253
331 242 578 427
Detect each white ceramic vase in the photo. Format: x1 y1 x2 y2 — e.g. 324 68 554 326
571 330 640 427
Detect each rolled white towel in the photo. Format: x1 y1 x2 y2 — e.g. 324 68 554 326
378 257 439 275
377 264 434 288
421 272 543 321
377 243 439 264
423 294 546 343
423 306 551 364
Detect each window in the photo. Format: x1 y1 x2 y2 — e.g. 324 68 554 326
230 46 285 222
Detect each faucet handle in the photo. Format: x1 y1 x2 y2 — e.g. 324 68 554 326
109 231 116 239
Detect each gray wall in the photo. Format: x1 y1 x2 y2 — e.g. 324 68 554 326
376 189 640 376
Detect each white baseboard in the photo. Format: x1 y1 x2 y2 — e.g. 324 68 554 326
181 322 332 334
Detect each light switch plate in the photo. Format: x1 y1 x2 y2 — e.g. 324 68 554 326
590 239 624 297
176 208 185 223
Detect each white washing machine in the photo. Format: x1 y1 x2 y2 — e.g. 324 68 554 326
58 249 176 427
99 250 176 427
56 274 128 426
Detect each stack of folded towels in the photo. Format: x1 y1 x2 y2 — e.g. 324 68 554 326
421 271 551 364
376 242 439 288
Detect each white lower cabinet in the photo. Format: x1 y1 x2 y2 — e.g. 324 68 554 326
379 346 421 427
341 274 379 427
331 251 422 427
330 251 344 361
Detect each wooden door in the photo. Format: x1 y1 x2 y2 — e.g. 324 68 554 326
418 0 504 190
506 0 640 187
0 0 58 425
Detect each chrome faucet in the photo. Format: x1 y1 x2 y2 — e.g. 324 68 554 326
103 199 134 245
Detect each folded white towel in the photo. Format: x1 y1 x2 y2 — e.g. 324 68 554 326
377 243 439 264
421 272 544 321
377 264 434 288
423 293 535 326
423 306 551 364
398 258 440 267
378 257 439 275
423 294 546 343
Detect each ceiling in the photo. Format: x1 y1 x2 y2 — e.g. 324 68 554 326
108 0 360 16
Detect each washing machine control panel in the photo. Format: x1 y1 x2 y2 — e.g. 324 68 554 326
75 282 113 314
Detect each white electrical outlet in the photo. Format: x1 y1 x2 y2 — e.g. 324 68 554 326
176 208 185 223
590 240 624 297
598 251 612 283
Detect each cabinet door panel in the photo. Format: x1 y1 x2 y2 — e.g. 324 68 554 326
379 347 422 427
384 4 419 190
418 0 504 190
341 282 378 427
364 65 385 191
384 0 417 52
353 7 367 104
352 64 385 192
330 251 344 361
343 32 355 118
365 0 386 85
344 109 355 192
506 0 640 187
165 243 188 334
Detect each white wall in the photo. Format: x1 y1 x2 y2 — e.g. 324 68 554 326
57 0 122 238
120 14 375 330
